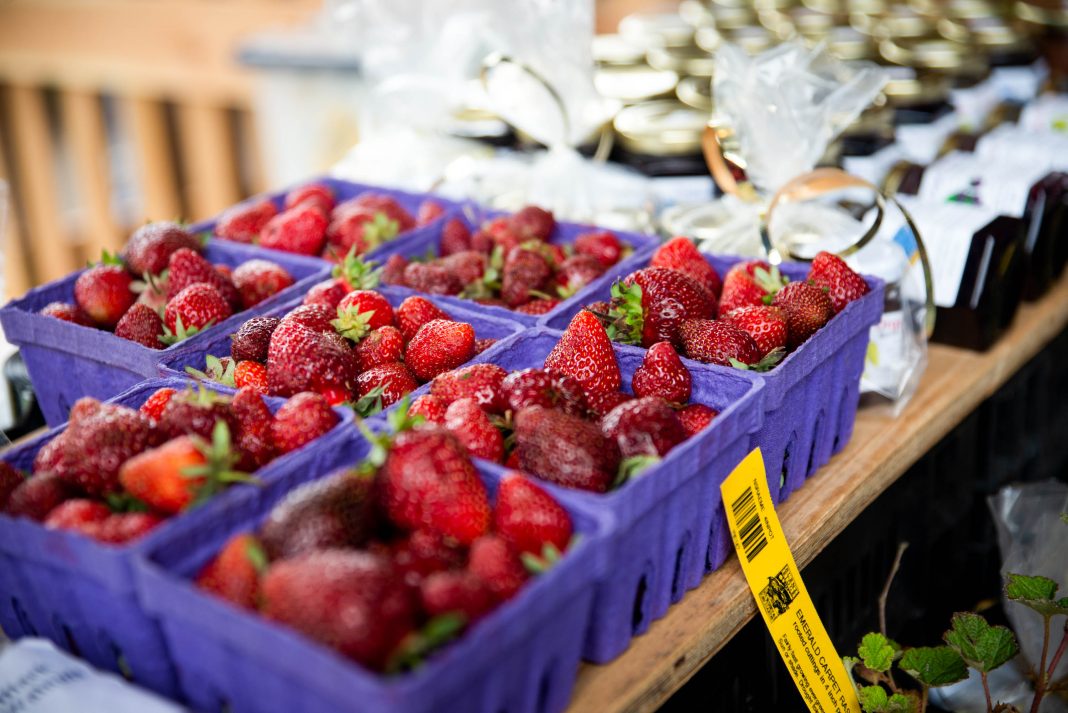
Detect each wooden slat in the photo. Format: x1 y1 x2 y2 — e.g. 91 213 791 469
123 96 180 222
177 101 240 220
569 270 1068 713
0 131 33 297
6 84 80 283
238 107 268 197
60 88 121 258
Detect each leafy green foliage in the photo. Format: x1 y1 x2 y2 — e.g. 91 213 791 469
385 613 466 673
859 632 897 674
185 354 235 386
1004 573 1068 618
614 454 661 487
859 684 889 711
943 612 1019 673
898 646 968 687
184 421 258 506
332 250 382 290
605 281 643 345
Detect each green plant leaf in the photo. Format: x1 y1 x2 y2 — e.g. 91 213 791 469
605 281 643 345
943 612 1019 673
1004 573 1068 617
613 454 660 488
385 613 466 674
898 646 968 687
332 249 382 289
859 632 896 674
886 693 917 713
858 685 888 712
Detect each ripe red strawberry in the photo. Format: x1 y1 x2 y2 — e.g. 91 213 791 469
286 183 335 213
378 427 491 544
678 319 764 368
430 363 508 414
554 254 605 298
474 217 523 255
494 473 572 557
0 463 25 512
114 303 165 349
544 310 622 394
514 406 620 493
356 326 404 371
574 230 624 268
43 499 111 537
282 303 335 333
396 296 450 342
163 283 232 340
515 299 561 315
350 194 415 232
718 260 784 315
807 251 869 313
96 512 164 544
403 262 462 295
4 472 74 521
267 320 358 398
122 221 201 275
772 281 834 349
381 254 409 286
511 205 555 241
421 571 494 621
333 290 394 341
303 278 350 311
216 199 278 243
327 208 399 257
468 534 528 600
391 529 465 585
612 267 715 348
355 362 418 407
196 533 266 609
501 368 588 418
40 301 93 326
651 237 722 299
501 247 552 307
157 388 237 441
259 468 378 560
231 387 275 469
409 394 448 424
230 316 281 363
166 248 239 307
474 338 497 354
440 218 472 255
234 361 269 393
118 436 212 514
678 403 717 436
444 398 504 462
585 389 633 419
722 305 788 358
260 205 328 255
139 387 176 421
74 265 135 328
602 397 687 458
262 550 417 670
417 199 446 226
439 250 486 285
231 260 294 309
272 392 338 454
405 320 475 382
631 341 691 404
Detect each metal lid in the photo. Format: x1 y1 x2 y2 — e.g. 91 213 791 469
826 26 877 59
757 8 798 39
676 75 715 112
841 105 896 136
646 43 717 77
1015 1 1068 30
711 5 759 30
946 0 1000 19
879 36 971 70
595 64 680 104
592 33 647 65
619 13 695 49
882 66 952 104
875 7 935 39
445 107 511 140
613 100 708 155
726 26 778 54
807 0 886 13
679 0 715 28
695 26 725 52
791 7 841 36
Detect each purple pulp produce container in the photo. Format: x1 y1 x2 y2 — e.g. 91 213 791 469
0 241 330 427
452 328 764 663
0 377 356 697
135 434 608 713
374 205 660 326
542 250 885 504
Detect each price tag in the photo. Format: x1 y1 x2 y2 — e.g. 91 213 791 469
721 449 861 713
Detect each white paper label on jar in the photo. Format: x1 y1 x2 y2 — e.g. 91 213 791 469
1019 94 1068 134
918 151 1052 218
977 125 1068 170
842 144 903 188
989 63 1046 104
861 309 906 395
897 113 960 165
951 80 1001 129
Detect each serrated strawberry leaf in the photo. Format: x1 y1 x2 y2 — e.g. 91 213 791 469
898 646 968 687
332 308 376 342
1004 573 1068 616
943 612 1019 673
859 632 896 674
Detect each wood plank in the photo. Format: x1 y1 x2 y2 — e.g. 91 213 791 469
568 271 1068 713
0 129 33 297
60 89 121 259
238 108 268 197
123 96 180 222
177 101 240 220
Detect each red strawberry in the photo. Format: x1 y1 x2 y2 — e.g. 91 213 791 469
0 463 26 511
96 512 164 544
474 217 523 255
356 326 404 371
355 362 418 408
123 221 201 275
602 397 687 458
417 199 446 226
231 260 294 309
350 194 415 232
163 283 232 340
631 341 691 404
139 387 176 421
115 303 165 349
421 571 494 621
395 296 450 342
378 427 491 544
718 260 784 315
260 205 328 255
74 265 135 328
678 403 717 436
430 364 508 414
468 534 528 600
157 388 237 441
403 262 462 295
230 316 281 363
166 248 239 307
381 254 410 286
196 533 266 609
333 290 394 341
585 389 633 419
574 230 624 268
303 278 350 311
650 237 722 299
326 208 399 257
286 183 335 213
554 254 605 298
772 282 834 349
722 305 788 358
118 436 214 514
474 338 498 354
494 473 572 557
544 310 622 394
444 398 504 462
4 472 75 521
807 251 869 314
234 361 269 393
439 251 486 285
391 529 465 584
501 247 552 307
405 320 475 382
440 218 472 255
678 319 762 367
43 499 111 538
515 299 561 315
409 394 448 425
267 320 358 398
511 206 555 241
612 267 715 348
514 406 620 493
272 392 338 454
262 550 416 670
40 301 93 326
501 368 588 418
216 199 278 243
231 387 275 469
282 303 335 333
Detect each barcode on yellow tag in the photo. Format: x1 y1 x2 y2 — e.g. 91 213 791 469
721 448 861 713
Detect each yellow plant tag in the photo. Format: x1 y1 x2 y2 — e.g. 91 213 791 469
721 448 861 713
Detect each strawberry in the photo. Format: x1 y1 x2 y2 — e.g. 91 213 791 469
286 183 335 214
439 251 487 285
282 303 335 333
0 463 25 511
514 406 620 493
396 296 450 342
231 260 294 309
721 305 788 358
440 218 472 255
259 468 378 560
403 262 462 295
231 387 275 469
40 301 93 326
114 303 165 349
468 534 528 600
260 205 328 255
474 338 497 355
771 281 834 349
303 278 350 311
585 389 633 419
511 206 555 241
574 230 624 268
444 398 504 462
96 512 165 544
501 368 588 418
4 472 74 521
196 533 266 609
678 319 769 369
421 571 495 621
122 221 200 276
430 364 508 414
515 299 561 315
262 550 417 670
333 290 394 341
392 529 465 584
678 403 717 436
501 247 552 307
543 310 622 394
718 260 785 315
807 251 869 314
350 194 415 232
650 237 722 299
43 499 111 537
610 267 715 348
631 341 691 405
381 254 409 286
215 199 278 243
139 387 176 421
417 199 446 226
474 217 523 255
554 254 605 298
74 264 135 328
378 427 491 544
234 361 269 393
409 394 448 424
157 388 238 441
355 362 418 408
356 326 404 371
166 248 239 307
230 316 280 363
267 320 358 398
405 320 475 382
494 473 572 557
163 283 232 342
272 392 338 454
327 209 399 257
602 397 687 458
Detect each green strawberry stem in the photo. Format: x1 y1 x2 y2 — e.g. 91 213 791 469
754 265 787 300
333 250 382 290
605 282 644 346
729 347 785 373
160 314 213 346
614 454 661 488
245 538 269 575
520 541 564 575
331 307 376 342
385 613 466 674
185 354 236 387
348 385 387 418
362 212 400 250
183 421 259 507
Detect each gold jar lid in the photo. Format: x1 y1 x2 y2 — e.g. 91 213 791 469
874 7 935 40
647 43 717 77
754 0 797 9
880 35 968 70
757 8 797 39
592 34 647 66
841 105 896 137
946 0 999 19
619 13 695 49
882 66 952 105
613 100 707 156
1015 1 1068 30
726 25 778 54
826 26 877 59
695 25 725 52
711 5 759 31
680 0 715 28
791 7 841 36
969 17 1030 49
595 64 680 104
676 75 715 112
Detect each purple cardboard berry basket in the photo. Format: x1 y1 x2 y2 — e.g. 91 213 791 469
541 249 885 505
134 432 608 713
371 204 660 327
0 377 356 697
0 241 330 427
446 327 764 664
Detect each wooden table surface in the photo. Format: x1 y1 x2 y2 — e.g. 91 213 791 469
566 271 1068 713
